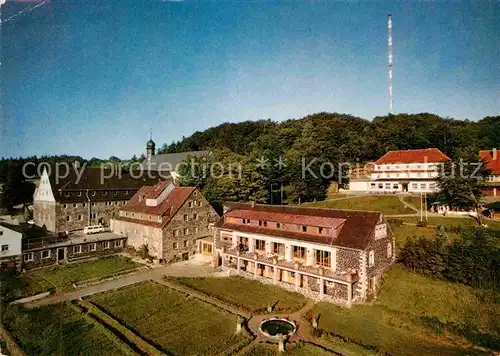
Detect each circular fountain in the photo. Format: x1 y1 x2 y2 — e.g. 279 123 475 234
258 318 296 339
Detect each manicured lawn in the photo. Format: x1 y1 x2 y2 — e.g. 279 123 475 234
172 276 307 313
400 216 480 227
304 196 415 215
88 282 251 355
389 223 438 249
28 255 141 288
2 303 129 356
402 195 423 210
399 216 500 230
241 342 334 355
378 265 500 332
0 272 54 302
309 265 498 356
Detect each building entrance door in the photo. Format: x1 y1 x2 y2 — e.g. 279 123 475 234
402 183 409 192
57 248 66 261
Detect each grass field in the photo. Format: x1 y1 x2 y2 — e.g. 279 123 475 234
389 223 438 249
0 272 54 302
241 342 334 355
172 276 307 313
402 195 423 210
28 255 141 288
304 196 415 215
3 303 129 356
309 265 498 356
399 216 500 229
88 281 251 355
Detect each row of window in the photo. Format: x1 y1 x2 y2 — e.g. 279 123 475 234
240 219 326 235
375 164 440 170
63 190 130 198
23 240 124 262
370 182 437 190
64 201 126 209
376 172 433 179
172 239 194 249
66 212 115 222
183 213 200 221
187 200 203 208
173 227 199 236
123 211 162 223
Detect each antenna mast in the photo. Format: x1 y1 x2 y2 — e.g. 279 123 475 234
388 13 393 114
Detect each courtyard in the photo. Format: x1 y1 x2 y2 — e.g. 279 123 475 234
2 250 498 355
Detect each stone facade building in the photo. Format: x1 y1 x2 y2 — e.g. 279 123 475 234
33 166 169 233
212 203 395 306
21 232 127 270
111 181 219 263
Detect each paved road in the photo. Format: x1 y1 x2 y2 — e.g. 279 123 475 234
25 259 216 307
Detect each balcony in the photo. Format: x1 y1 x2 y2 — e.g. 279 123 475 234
223 247 358 284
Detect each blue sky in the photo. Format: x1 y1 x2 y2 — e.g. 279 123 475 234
2 0 499 159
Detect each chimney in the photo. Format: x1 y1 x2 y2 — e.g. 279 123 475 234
493 148 497 161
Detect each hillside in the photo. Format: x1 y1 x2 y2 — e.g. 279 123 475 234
160 112 500 161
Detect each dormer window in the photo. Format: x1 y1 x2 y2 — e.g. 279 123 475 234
277 223 281 229
319 227 324 234
148 215 151 220
258 220 262 226
302 225 307 232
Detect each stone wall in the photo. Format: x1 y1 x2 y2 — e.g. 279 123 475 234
325 280 348 299
336 248 360 271
161 191 219 263
365 225 395 296
33 200 56 232
229 268 348 307
112 220 163 258
54 201 126 233
21 238 126 270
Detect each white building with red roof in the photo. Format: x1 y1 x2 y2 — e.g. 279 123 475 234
110 181 219 263
480 148 500 196
349 148 450 193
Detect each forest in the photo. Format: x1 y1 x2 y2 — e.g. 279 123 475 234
1 112 499 209
172 113 500 206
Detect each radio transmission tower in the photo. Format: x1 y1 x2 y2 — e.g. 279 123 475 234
388 13 393 114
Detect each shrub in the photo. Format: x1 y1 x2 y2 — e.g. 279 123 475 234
399 228 500 291
388 218 404 227
416 219 428 227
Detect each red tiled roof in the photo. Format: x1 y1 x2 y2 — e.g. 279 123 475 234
480 149 500 175
225 210 345 229
375 148 450 165
215 203 383 250
118 183 196 228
